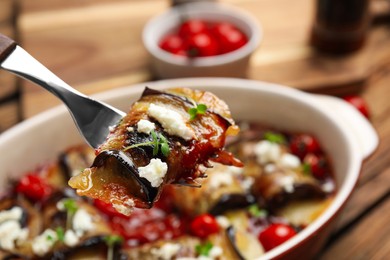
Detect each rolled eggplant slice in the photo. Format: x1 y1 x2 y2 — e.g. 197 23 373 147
69 87 241 214
170 163 254 216
251 167 326 211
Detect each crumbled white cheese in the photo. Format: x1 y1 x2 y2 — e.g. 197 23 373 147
148 103 194 140
151 243 181 260
112 198 135 216
64 230 79 247
0 207 23 223
254 140 281 165
0 220 28 251
138 158 168 187
264 164 277 174
279 153 301 169
32 229 57 256
240 176 255 191
192 245 223 260
226 165 244 176
216 216 231 229
209 246 223 258
208 172 233 191
126 126 134 132
137 119 155 134
73 208 94 233
279 176 295 193
322 181 335 193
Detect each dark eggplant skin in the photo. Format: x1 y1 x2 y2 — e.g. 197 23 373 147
209 193 256 216
92 150 159 207
226 226 245 260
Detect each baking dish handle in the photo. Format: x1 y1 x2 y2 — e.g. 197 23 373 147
312 95 379 160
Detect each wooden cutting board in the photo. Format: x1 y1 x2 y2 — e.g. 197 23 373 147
15 0 390 118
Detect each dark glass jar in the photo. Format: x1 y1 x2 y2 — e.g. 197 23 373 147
310 0 370 54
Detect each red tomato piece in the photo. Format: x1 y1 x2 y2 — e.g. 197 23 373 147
111 208 185 246
15 174 52 202
343 95 370 118
258 223 297 251
289 134 321 159
212 22 248 54
190 213 220 238
159 34 187 55
93 199 127 218
178 19 209 38
304 153 329 179
187 32 219 57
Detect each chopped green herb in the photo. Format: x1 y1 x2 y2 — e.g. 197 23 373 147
248 204 267 218
264 131 286 144
62 198 78 229
302 162 312 176
104 235 123 260
123 130 170 157
55 227 65 242
195 241 213 256
104 235 123 247
63 198 78 215
188 104 207 120
46 234 54 241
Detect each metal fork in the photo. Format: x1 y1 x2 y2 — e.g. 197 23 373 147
0 34 126 149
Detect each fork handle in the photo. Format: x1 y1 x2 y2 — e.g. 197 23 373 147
0 34 17 63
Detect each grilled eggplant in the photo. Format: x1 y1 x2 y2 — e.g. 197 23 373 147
69 87 241 215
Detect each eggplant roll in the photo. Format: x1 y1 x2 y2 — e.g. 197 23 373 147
69 87 241 215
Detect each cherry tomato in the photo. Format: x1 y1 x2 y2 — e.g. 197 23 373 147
343 95 370 118
15 174 52 202
187 32 219 57
178 19 208 38
304 153 329 179
212 22 248 54
289 134 321 159
159 34 187 55
258 223 297 251
93 199 128 218
111 208 185 245
190 213 219 238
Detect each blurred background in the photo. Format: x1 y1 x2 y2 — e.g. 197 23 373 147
0 0 388 128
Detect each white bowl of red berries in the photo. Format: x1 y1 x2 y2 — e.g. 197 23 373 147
142 2 261 79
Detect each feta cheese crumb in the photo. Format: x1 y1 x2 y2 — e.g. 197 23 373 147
138 158 168 187
64 230 79 247
73 208 94 233
137 119 155 134
264 164 277 174
216 216 231 229
279 153 301 169
0 220 28 251
126 126 134 132
151 243 181 260
322 181 335 193
226 165 244 176
148 103 194 140
279 176 295 193
32 229 57 256
209 246 223 258
208 172 233 191
254 140 281 165
112 198 135 216
240 176 255 191
0 207 23 223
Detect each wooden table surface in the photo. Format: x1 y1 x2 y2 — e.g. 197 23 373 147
8 0 390 258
